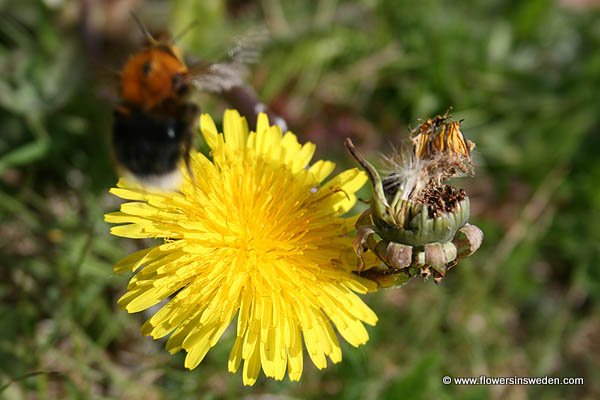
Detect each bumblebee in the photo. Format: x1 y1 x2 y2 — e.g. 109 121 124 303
112 17 197 190
112 16 285 190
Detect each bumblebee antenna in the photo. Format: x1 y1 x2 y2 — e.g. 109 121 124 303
130 11 157 45
173 19 200 44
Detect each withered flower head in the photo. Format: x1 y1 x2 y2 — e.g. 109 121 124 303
345 112 483 286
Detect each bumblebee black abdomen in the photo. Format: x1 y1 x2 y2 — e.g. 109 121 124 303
112 106 194 181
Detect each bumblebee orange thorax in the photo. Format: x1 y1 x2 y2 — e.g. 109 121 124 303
121 47 188 110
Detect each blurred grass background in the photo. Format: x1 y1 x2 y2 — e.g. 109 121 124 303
1 0 599 398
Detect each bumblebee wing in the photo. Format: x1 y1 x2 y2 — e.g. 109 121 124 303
225 28 268 65
187 28 269 93
189 63 248 93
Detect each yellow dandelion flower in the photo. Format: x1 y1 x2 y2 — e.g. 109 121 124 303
105 110 378 385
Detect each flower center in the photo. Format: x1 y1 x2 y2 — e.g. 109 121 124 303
222 161 312 268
